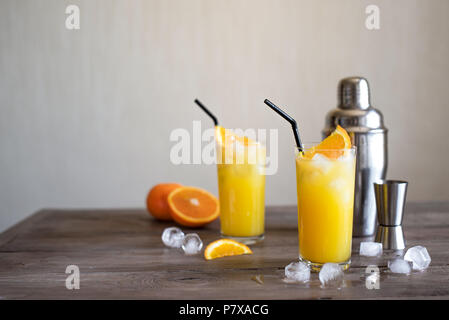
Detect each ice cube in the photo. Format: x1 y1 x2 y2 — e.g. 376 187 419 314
329 178 346 190
311 153 332 173
388 259 412 274
284 261 310 282
404 246 431 271
319 263 344 286
161 227 185 248
182 233 203 255
337 151 353 162
366 273 380 288
366 272 379 282
360 242 383 257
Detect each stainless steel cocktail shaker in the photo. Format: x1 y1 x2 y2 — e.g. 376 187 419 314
323 77 388 237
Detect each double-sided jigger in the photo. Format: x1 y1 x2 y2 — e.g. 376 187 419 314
374 180 408 250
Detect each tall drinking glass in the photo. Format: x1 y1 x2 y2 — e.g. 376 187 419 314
215 127 266 244
295 145 356 270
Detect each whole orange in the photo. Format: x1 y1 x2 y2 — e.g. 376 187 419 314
146 183 183 220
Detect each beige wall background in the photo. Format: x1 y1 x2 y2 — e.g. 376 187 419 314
1 0 449 232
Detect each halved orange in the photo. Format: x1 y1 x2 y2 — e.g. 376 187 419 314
204 239 253 260
167 186 219 227
303 125 352 159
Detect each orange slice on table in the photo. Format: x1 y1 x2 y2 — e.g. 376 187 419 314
303 125 352 159
167 186 219 227
204 239 253 260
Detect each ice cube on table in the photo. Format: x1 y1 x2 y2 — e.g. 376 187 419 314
161 227 185 248
319 263 344 286
388 259 412 274
360 242 383 257
182 233 203 255
366 272 380 284
404 246 431 271
284 262 310 282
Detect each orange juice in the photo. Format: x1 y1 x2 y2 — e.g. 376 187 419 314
215 126 266 244
296 147 356 269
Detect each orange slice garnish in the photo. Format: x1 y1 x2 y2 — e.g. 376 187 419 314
204 239 253 260
167 186 219 227
215 126 255 147
215 126 265 165
303 125 352 159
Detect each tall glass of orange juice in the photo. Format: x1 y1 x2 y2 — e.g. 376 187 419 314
295 143 356 270
215 126 266 244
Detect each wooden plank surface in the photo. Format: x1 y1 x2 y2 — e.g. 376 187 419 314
0 203 448 299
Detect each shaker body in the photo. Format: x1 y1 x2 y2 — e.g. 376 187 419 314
352 130 387 236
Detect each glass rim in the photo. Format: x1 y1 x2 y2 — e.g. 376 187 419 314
295 144 357 152
215 140 266 148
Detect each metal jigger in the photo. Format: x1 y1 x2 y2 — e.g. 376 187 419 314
374 180 408 250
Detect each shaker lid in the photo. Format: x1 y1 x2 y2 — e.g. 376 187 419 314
338 77 370 110
323 76 387 133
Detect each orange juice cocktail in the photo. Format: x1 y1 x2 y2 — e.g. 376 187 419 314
215 126 266 244
295 127 356 270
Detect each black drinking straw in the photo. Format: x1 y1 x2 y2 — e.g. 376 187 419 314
194 99 219 126
264 99 304 152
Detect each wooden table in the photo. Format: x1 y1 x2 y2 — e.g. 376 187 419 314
0 203 448 299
